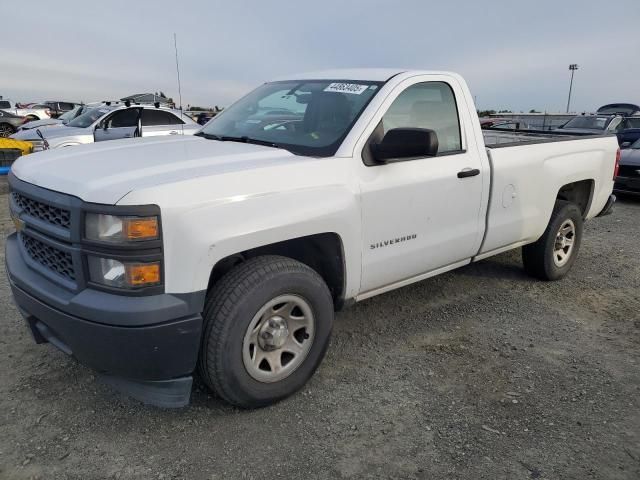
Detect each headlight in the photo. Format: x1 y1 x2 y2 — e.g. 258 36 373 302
87 256 161 288
85 213 159 243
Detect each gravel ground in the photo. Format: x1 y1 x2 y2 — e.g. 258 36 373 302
0 179 639 479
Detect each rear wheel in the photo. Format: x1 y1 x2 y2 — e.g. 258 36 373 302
0 123 15 137
522 200 583 280
198 255 334 408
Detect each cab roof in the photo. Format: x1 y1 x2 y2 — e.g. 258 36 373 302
275 68 461 83
273 68 411 82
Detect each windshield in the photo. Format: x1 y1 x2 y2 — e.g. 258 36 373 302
562 116 611 130
66 107 111 128
59 105 83 122
199 80 383 156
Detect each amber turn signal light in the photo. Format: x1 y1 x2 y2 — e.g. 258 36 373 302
126 262 161 286
124 217 159 240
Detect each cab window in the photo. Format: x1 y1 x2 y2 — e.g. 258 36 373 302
382 82 462 153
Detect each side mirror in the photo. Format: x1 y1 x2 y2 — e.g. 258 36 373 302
621 141 631 148
371 128 438 163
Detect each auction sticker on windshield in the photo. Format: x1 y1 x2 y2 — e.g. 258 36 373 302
324 83 368 95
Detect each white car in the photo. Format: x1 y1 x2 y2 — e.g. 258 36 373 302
6 69 618 408
17 104 87 131
0 99 51 121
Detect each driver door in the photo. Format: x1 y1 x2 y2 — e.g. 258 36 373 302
94 108 141 142
358 77 487 294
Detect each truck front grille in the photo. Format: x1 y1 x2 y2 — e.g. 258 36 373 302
21 234 75 281
11 192 71 229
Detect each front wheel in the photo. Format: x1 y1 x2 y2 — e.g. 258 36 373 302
522 200 583 280
198 255 334 408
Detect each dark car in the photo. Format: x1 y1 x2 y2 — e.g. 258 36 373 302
43 101 77 118
555 114 622 134
196 111 216 125
0 110 26 137
614 138 640 196
617 117 640 148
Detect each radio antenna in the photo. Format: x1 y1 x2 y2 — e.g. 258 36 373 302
173 33 184 135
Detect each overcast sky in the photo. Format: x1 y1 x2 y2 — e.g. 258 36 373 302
4 0 639 112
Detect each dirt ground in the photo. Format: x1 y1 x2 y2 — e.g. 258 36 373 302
0 180 638 480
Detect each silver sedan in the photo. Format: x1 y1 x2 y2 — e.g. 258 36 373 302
11 104 200 151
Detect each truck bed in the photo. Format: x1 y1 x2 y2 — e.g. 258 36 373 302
483 128 611 148
478 132 618 261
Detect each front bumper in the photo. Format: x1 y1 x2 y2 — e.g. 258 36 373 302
6 233 205 407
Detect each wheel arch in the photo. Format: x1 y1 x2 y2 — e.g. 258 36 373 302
556 179 594 218
207 232 347 311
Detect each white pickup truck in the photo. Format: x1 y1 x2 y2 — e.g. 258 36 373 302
6 69 618 408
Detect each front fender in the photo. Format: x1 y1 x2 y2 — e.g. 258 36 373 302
166 185 360 298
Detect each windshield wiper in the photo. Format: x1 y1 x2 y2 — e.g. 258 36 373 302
194 131 219 139
195 132 282 150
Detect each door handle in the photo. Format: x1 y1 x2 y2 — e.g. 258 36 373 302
457 168 480 179
169 130 178 135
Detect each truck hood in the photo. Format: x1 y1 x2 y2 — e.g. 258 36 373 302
620 148 640 167
11 136 302 204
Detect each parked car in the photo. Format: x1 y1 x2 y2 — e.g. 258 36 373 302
614 138 640 196
195 111 217 125
43 101 78 118
616 116 640 148
555 114 623 134
597 103 640 116
0 99 52 121
18 104 89 131
6 69 617 408
557 114 640 147
10 104 200 151
0 111 27 137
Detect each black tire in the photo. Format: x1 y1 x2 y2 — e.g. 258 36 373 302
522 200 583 280
198 255 334 408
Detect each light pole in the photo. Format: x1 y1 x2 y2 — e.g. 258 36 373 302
566 64 579 113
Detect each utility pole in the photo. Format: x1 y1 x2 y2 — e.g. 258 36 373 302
566 64 579 113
